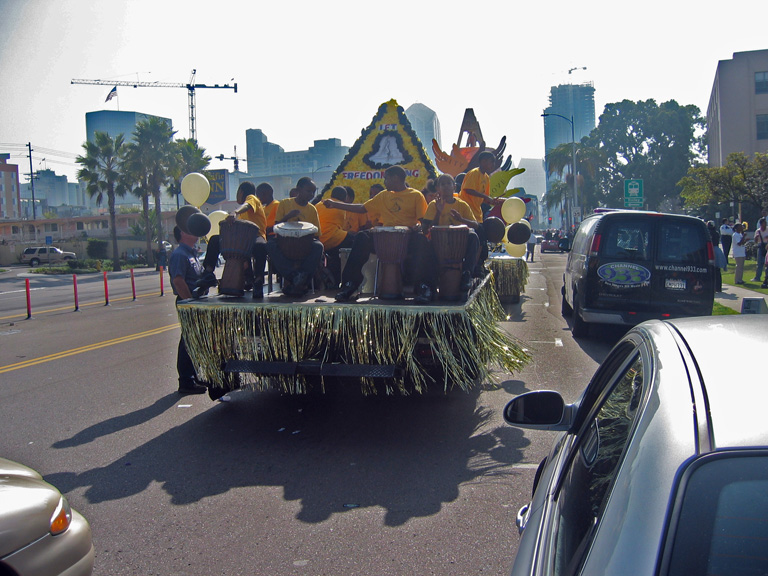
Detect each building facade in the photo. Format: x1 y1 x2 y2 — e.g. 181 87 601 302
0 154 22 220
708 49 768 167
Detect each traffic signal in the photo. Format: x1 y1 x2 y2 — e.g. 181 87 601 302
548 216 552 224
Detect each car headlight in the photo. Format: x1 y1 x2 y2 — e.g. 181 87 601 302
49 496 72 535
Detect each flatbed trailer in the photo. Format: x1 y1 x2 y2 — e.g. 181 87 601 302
177 273 531 399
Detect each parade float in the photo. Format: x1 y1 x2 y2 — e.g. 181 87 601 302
176 101 535 400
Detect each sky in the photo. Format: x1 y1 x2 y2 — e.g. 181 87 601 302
1 0 766 183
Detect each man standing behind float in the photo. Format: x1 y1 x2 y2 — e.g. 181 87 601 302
325 165 433 302
266 177 323 296
459 151 503 222
170 225 207 394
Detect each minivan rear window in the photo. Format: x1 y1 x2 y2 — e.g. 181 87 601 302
601 221 651 261
657 221 707 264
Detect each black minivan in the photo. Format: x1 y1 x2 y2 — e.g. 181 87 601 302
562 210 715 337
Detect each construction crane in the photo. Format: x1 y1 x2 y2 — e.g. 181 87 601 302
71 69 237 141
215 146 246 173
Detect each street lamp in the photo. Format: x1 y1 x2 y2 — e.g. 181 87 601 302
310 164 332 181
542 112 578 229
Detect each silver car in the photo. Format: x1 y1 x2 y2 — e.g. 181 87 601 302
505 315 768 576
0 458 94 575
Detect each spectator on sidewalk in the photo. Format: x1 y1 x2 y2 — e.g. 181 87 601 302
732 223 747 284
752 218 768 282
720 218 733 269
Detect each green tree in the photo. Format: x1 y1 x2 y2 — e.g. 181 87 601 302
121 144 155 265
76 131 127 271
579 99 706 211
130 117 178 263
679 152 768 219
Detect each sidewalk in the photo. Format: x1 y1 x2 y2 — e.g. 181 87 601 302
716 283 766 313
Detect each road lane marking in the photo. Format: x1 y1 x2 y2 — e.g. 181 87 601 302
0 323 179 374
0 291 163 321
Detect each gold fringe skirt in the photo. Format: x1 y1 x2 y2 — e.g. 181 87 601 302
176 275 530 396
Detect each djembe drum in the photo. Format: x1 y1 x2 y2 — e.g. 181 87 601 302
370 226 411 299
219 219 260 296
273 222 319 262
431 225 469 301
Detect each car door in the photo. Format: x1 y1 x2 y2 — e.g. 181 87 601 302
534 340 648 576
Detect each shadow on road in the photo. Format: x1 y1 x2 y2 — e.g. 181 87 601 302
47 386 531 527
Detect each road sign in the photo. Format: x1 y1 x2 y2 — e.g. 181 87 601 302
45 235 53 245
624 179 644 208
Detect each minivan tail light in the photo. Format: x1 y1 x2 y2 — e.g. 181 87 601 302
589 234 601 257
706 241 715 266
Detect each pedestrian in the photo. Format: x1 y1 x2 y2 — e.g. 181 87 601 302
169 224 208 394
526 234 536 262
719 218 733 270
732 223 747 284
752 218 768 282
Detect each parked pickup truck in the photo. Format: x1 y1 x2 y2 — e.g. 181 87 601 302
20 246 76 266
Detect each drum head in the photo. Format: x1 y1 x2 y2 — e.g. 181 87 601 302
274 221 318 237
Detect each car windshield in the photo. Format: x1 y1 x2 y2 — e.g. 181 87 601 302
666 454 768 576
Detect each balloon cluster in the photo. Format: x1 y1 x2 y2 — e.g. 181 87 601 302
487 196 531 257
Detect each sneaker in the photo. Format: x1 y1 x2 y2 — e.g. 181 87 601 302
414 283 434 303
751 277 760 281
178 381 207 394
336 281 360 302
736 281 746 285
459 270 473 292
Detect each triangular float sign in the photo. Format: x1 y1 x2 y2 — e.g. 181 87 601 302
321 99 438 202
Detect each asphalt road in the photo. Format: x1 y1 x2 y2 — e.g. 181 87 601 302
0 254 620 575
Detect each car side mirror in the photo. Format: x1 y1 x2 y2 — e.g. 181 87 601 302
503 390 573 431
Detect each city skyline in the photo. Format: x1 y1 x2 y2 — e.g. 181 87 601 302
1 0 766 184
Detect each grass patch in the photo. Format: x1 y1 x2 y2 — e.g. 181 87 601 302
720 258 768 295
712 302 739 315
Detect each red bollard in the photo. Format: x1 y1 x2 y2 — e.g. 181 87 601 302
103 271 110 306
73 274 79 311
130 268 137 301
25 278 31 319
159 265 164 296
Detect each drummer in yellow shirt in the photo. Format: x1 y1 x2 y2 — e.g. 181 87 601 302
256 182 280 239
323 165 436 302
317 186 356 287
422 174 482 293
266 177 324 296
199 181 268 298
459 151 503 222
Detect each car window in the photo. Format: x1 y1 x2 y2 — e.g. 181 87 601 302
601 221 651 261
666 454 768 576
548 352 645 576
656 221 707 264
23 248 34 255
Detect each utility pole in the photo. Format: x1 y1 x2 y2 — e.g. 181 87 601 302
27 142 37 220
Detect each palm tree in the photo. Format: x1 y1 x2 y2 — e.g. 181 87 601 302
130 117 177 262
168 139 212 208
76 131 127 271
121 146 155 264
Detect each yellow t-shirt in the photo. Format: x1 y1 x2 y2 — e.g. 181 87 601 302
263 199 279 235
459 168 490 222
239 194 267 239
344 210 369 233
363 188 427 227
275 198 321 235
423 198 475 226
317 203 348 250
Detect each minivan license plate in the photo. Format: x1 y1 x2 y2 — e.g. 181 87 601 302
665 278 686 290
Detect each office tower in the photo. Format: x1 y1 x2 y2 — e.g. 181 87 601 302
405 103 441 164
708 49 768 167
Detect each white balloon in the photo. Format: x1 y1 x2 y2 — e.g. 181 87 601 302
207 210 228 234
181 173 210 207
501 197 526 223
505 242 527 257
